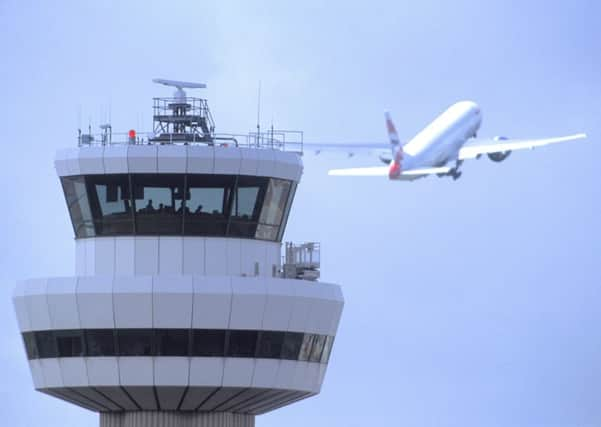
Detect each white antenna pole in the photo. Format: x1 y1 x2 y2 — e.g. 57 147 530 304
270 116 274 149
256 81 261 147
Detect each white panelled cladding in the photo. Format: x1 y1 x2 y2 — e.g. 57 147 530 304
55 145 303 182
75 237 282 278
13 276 344 414
16 276 343 335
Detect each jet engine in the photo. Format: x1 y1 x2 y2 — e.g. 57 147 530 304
488 136 511 162
379 154 392 164
488 151 511 162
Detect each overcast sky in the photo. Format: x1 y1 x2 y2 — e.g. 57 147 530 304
1 1 600 426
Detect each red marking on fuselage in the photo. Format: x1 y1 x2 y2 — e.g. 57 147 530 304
388 150 403 179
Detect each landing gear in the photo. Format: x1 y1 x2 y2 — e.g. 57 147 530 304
449 159 463 181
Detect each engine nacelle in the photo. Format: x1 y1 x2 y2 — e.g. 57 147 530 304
488 136 511 162
379 154 392 164
488 150 511 162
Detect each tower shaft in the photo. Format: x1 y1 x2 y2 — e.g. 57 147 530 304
100 412 254 427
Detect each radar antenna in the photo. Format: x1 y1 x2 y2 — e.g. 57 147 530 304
152 78 207 102
150 78 215 144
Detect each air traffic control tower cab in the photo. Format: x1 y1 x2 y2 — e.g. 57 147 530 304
13 80 344 427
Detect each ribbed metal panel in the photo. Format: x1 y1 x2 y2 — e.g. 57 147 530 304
100 412 254 427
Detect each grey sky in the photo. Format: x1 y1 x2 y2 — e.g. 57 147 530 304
1 1 600 426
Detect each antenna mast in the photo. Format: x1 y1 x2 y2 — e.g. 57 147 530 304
256 81 261 147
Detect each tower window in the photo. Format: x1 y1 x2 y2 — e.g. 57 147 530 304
60 174 295 241
55 330 84 357
35 331 58 359
132 174 185 234
24 328 333 363
256 331 285 359
192 329 226 357
86 174 133 235
155 329 189 356
281 332 303 360
226 330 259 358
61 176 95 238
116 329 154 356
85 329 116 356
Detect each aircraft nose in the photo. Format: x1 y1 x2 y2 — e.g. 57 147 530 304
457 100 480 114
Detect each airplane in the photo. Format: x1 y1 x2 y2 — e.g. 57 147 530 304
313 101 586 181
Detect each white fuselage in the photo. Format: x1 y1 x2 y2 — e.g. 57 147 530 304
401 101 482 170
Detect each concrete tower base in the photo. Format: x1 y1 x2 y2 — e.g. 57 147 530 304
100 412 254 427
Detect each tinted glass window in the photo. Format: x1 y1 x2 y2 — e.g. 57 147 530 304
62 174 294 241
256 179 291 241
87 175 133 235
255 224 279 241
259 179 290 226
55 330 83 357
23 332 38 360
185 175 234 235
321 336 334 363
298 333 314 361
229 176 266 238
227 330 258 357
26 329 332 362
133 174 185 234
156 329 189 356
309 334 326 362
256 331 284 359
117 329 153 356
61 176 95 238
232 178 261 220
36 331 58 358
277 182 297 242
192 330 225 357
85 330 115 356
281 332 303 360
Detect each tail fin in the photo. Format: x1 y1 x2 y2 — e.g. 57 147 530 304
385 111 401 153
385 112 405 178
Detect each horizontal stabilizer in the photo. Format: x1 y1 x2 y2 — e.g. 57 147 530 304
401 166 452 176
328 166 389 176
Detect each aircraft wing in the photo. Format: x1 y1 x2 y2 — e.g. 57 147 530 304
328 165 451 179
459 133 587 160
303 142 388 156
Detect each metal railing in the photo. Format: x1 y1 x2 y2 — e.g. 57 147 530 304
282 242 320 281
77 129 303 153
152 97 215 136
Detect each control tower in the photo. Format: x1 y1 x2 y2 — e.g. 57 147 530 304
12 80 344 427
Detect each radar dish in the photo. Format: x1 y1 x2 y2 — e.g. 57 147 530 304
152 78 207 89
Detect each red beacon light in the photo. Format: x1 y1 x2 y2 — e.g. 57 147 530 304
128 129 136 144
